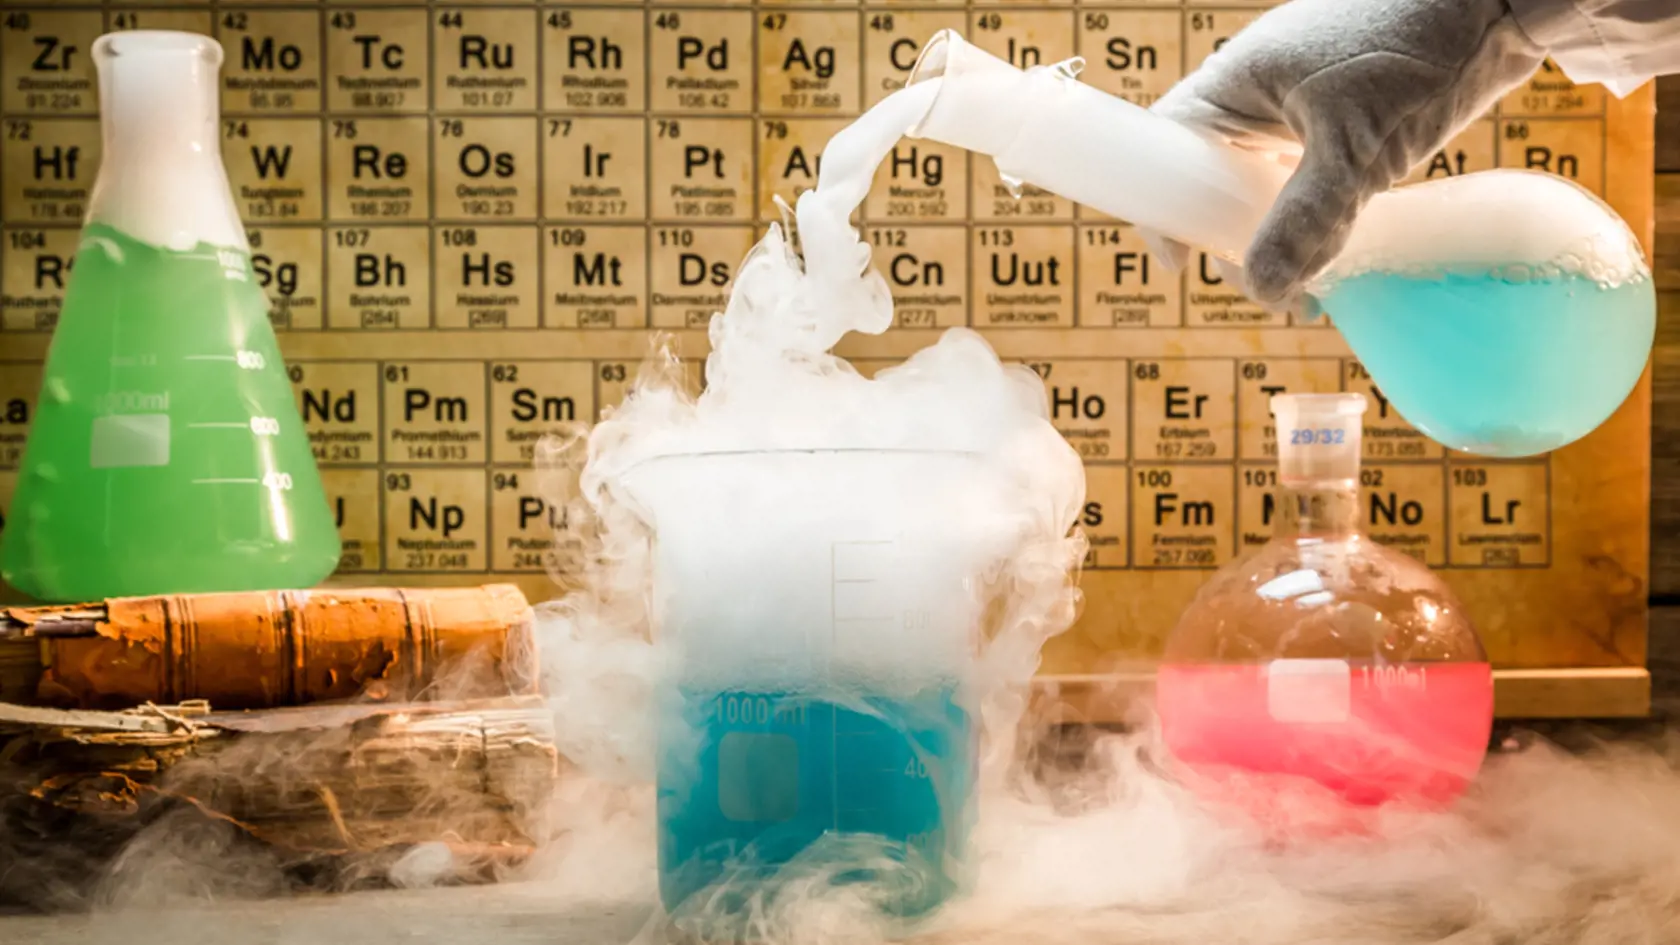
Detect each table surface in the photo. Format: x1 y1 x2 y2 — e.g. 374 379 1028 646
0 884 655 945
6 719 1680 945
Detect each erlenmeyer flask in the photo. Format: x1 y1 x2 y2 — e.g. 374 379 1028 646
0 31 339 602
1156 393 1493 829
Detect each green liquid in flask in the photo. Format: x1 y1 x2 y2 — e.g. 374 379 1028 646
1 223 340 601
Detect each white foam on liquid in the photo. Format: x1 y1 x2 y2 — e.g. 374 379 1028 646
1316 170 1651 290
87 31 248 252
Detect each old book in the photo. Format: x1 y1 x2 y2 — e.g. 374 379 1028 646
0 696 562 907
0 584 539 710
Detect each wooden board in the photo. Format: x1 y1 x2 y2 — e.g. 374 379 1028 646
0 2 1657 718
1649 168 1679 600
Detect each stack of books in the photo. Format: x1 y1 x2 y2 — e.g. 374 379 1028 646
0 585 559 909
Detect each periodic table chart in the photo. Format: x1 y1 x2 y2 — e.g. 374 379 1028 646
0 0 1657 717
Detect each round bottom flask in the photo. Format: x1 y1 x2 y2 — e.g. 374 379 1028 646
1156 394 1493 831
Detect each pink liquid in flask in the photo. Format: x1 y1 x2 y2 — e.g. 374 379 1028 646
1157 660 1493 821
1157 393 1496 832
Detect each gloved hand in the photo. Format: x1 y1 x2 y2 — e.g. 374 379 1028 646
1143 0 1548 309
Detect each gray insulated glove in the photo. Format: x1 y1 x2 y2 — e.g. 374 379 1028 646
1147 0 1548 307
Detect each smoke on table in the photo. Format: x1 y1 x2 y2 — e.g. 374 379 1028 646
5 716 1680 945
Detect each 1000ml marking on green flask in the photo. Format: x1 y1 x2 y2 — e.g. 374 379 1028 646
1 223 339 602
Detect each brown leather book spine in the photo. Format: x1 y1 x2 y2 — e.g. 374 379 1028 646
16 584 537 710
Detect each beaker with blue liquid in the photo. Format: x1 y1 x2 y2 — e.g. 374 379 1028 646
623 449 1010 922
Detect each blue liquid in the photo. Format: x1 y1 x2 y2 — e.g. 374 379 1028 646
1323 270 1655 457
657 686 976 920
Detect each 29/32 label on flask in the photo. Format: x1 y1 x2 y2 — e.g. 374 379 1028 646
1236 358 1341 461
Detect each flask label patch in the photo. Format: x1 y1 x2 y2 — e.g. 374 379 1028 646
89 412 170 468
1265 658 1351 724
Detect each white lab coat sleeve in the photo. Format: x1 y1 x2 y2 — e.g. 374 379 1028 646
1508 0 1680 95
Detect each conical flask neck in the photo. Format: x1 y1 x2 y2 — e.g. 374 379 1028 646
88 32 246 252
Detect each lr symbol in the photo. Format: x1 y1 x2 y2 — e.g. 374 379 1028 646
1481 493 1521 525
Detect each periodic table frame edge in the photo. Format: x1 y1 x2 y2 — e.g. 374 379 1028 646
0 0 1657 720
